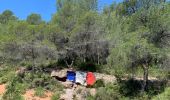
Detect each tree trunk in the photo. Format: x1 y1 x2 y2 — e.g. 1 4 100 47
31 40 35 70
97 54 100 65
97 46 100 65
83 57 86 63
131 66 135 78
84 41 87 63
142 64 149 92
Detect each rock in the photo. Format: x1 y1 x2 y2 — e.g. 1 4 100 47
16 67 26 75
89 88 96 96
51 69 67 78
74 85 90 100
61 81 73 88
94 73 116 84
60 84 96 100
60 89 74 100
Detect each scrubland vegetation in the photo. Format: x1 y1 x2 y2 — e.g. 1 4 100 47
0 0 170 100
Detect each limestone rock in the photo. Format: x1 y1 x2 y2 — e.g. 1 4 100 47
51 69 67 78
61 81 73 88
94 73 116 84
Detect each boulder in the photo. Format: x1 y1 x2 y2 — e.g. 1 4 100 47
51 69 67 78
61 81 73 88
94 73 116 84
16 67 26 77
60 89 74 100
89 88 96 96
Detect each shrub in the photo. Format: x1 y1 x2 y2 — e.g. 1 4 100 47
76 62 97 72
152 87 170 100
87 96 95 100
0 71 15 84
2 76 25 100
17 66 64 93
51 92 60 100
93 79 105 88
119 79 167 99
0 66 16 84
23 70 63 92
119 79 142 97
94 83 122 100
3 93 24 100
35 87 45 97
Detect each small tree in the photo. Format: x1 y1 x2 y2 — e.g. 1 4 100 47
129 39 160 91
26 13 42 25
0 10 17 24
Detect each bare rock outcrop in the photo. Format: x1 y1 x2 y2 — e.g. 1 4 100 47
94 73 116 84
51 69 67 78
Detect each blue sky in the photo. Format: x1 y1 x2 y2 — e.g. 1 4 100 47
0 0 122 21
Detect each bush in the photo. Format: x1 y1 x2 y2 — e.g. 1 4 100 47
119 79 167 99
0 71 15 84
94 83 122 100
35 87 45 97
152 87 170 100
3 93 24 100
51 92 60 100
76 63 97 72
119 79 142 97
18 66 64 92
2 76 25 100
1 65 64 99
93 79 105 88
0 66 16 84
23 70 63 92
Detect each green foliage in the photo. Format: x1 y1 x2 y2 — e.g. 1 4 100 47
26 13 42 25
34 87 45 97
51 92 60 100
93 79 105 88
94 83 122 100
0 0 170 100
76 63 98 72
119 79 167 99
119 79 143 97
0 10 17 24
92 81 167 100
0 71 15 84
2 76 25 100
152 87 170 100
0 66 16 84
1 66 63 99
22 67 64 92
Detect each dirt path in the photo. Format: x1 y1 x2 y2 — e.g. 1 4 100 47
23 89 53 100
0 84 53 100
0 84 6 95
